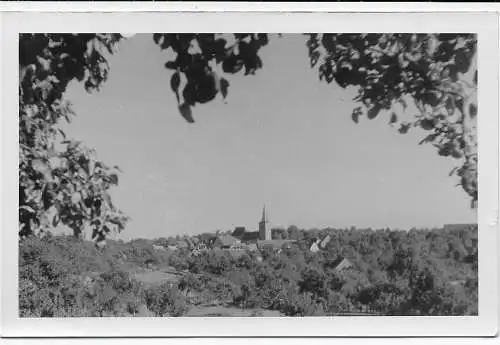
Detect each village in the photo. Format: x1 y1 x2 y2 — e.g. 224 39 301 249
144 206 346 268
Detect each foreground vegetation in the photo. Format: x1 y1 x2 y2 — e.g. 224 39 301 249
19 224 478 317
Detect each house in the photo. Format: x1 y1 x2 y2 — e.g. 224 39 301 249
231 227 247 240
153 244 166 251
334 258 354 272
310 235 332 253
310 239 321 253
246 243 258 252
319 234 332 249
241 231 260 243
198 233 216 246
256 239 295 252
213 235 240 249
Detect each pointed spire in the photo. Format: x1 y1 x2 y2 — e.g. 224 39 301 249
261 205 266 223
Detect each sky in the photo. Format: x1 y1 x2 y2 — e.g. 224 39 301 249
60 34 476 241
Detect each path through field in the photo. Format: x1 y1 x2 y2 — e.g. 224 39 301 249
132 270 181 286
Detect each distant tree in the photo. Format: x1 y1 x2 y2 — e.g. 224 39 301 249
287 225 304 241
178 273 202 297
235 253 255 270
168 252 189 271
299 267 329 298
271 228 287 240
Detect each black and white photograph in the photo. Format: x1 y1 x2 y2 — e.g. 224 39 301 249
1 9 498 338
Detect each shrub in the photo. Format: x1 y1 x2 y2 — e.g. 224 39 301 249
144 283 188 317
279 291 325 316
168 252 189 271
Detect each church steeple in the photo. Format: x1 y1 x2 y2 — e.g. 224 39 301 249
259 205 270 240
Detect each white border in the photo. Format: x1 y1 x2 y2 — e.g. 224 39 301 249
1 2 500 13
1 10 498 338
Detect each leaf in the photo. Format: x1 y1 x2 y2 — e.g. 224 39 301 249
109 173 119 185
52 213 60 227
321 34 336 54
389 112 398 124
153 33 162 45
42 185 52 210
32 159 47 173
165 61 176 70
32 159 53 182
398 122 411 134
419 133 437 145
19 205 35 213
449 166 459 177
367 106 381 120
170 72 181 93
352 112 359 124
220 78 229 99
178 103 194 123
170 72 181 104
420 118 435 131
58 128 67 139
78 167 88 179
88 151 96 176
71 192 82 205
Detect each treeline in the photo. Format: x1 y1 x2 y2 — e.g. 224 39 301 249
19 225 478 317
166 225 478 316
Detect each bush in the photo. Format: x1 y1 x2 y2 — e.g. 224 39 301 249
19 236 149 317
279 291 325 316
168 252 189 271
144 283 188 317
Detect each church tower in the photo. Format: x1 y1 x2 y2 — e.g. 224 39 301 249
258 205 270 240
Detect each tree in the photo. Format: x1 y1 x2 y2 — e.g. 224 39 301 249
19 34 129 240
299 267 329 297
19 33 478 241
178 273 202 297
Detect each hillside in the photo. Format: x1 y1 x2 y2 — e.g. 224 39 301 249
19 225 478 317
